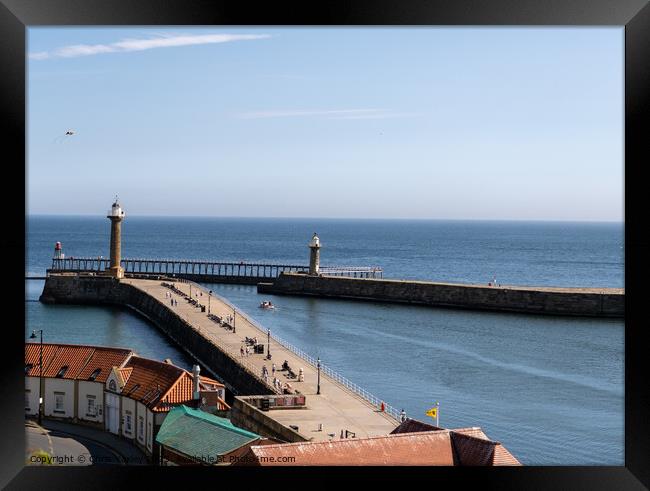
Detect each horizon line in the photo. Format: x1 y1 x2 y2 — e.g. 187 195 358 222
25 213 624 224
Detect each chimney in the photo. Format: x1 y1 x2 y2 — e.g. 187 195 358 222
192 364 201 400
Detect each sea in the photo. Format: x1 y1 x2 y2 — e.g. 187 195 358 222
25 216 624 465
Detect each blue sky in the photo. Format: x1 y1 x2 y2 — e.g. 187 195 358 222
27 27 623 220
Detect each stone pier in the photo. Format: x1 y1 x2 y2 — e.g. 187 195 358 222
40 274 398 442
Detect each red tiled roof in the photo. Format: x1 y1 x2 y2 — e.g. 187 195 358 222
450 427 489 440
242 431 456 466
159 372 194 408
213 397 229 411
76 347 132 383
121 358 228 413
26 343 132 381
387 419 519 465
198 375 225 389
117 367 133 385
450 432 521 466
450 432 496 465
390 418 442 434
25 343 60 377
158 372 228 411
122 356 186 412
492 444 522 465
242 426 521 466
41 345 95 379
25 343 225 412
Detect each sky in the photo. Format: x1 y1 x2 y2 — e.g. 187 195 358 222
27 27 623 221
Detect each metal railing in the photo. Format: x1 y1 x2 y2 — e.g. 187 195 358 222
156 278 282 394
170 278 400 421
268 332 401 421
50 257 383 279
320 266 383 279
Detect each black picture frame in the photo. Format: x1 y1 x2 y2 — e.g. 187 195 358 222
2 0 648 488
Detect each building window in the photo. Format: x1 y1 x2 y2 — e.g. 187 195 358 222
55 366 69 378
86 395 97 417
109 379 117 392
125 411 132 433
25 390 30 410
54 392 65 413
88 368 102 381
138 416 144 440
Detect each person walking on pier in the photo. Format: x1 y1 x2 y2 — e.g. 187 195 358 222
400 409 407 422
272 363 276 376
240 346 245 357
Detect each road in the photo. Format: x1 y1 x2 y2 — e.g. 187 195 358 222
25 419 147 465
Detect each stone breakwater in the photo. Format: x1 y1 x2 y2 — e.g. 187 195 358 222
39 274 273 396
257 273 624 318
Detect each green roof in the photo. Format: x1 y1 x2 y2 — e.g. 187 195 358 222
155 405 260 460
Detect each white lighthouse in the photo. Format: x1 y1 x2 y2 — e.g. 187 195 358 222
106 198 126 279
309 233 321 276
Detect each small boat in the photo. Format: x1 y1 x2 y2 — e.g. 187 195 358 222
259 301 275 310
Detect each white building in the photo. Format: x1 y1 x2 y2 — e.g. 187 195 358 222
25 342 228 459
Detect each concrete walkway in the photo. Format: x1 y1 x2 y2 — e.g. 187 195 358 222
25 419 148 465
123 278 398 442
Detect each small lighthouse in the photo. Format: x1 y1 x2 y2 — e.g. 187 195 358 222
106 197 126 279
308 233 321 276
53 241 64 260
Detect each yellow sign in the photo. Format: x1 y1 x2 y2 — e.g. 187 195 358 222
425 407 438 419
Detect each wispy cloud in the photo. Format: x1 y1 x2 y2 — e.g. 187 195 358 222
29 33 271 60
236 109 415 120
328 112 418 120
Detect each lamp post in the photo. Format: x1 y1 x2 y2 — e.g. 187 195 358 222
266 329 271 360
208 290 212 314
317 357 321 395
29 329 43 425
232 309 236 333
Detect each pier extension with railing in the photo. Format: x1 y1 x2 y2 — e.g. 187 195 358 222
49 257 383 285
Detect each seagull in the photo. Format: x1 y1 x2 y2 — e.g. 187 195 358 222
53 130 76 143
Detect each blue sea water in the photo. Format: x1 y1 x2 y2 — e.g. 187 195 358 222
25 216 624 465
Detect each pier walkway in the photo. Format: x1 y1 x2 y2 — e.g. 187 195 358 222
50 257 383 285
121 277 398 441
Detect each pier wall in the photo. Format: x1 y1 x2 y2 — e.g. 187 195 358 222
39 275 274 396
258 273 624 318
230 397 309 443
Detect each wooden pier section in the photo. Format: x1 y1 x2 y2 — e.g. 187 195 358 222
49 257 382 285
